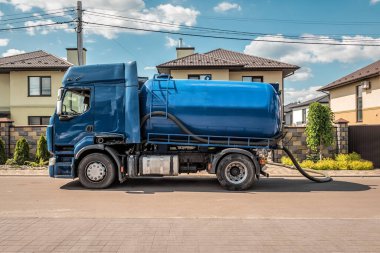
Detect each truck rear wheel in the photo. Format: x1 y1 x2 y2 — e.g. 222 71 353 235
78 153 117 189
216 154 256 191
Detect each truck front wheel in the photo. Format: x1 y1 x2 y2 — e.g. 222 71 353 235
216 154 256 191
78 153 117 189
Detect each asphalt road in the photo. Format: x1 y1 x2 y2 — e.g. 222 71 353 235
0 175 379 252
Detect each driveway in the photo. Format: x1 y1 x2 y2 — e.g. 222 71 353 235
0 176 379 252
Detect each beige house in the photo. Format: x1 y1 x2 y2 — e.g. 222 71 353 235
157 47 300 107
319 60 380 125
0 49 85 125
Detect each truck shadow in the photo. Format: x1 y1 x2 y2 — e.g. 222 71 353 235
60 176 374 193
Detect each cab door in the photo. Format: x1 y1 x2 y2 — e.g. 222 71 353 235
54 86 94 147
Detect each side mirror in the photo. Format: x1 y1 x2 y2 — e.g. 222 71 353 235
56 100 62 116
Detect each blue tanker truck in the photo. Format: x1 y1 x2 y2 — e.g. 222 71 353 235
47 61 331 190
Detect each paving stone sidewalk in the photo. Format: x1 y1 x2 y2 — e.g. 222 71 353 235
0 165 379 177
0 217 379 253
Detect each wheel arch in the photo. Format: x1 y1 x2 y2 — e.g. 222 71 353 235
211 148 260 177
74 145 121 179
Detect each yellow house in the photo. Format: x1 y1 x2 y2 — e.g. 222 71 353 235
0 49 86 125
156 47 300 107
319 60 380 125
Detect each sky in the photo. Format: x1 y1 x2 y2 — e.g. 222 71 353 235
0 0 380 104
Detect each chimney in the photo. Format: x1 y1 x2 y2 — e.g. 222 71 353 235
176 38 194 59
66 48 87 66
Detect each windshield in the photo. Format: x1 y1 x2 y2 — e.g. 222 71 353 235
62 89 90 116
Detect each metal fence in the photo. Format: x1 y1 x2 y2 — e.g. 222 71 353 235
348 125 380 168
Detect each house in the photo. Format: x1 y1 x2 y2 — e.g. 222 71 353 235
319 60 380 125
284 102 297 126
284 95 329 126
0 48 85 125
156 47 300 108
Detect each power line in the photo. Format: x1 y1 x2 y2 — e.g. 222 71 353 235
83 10 380 43
83 21 380 46
0 9 75 22
0 21 75 32
0 7 74 18
199 15 380 26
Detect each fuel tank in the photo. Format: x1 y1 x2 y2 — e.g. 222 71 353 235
139 79 282 139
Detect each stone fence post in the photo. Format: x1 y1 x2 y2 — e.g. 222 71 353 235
0 118 14 158
335 118 349 154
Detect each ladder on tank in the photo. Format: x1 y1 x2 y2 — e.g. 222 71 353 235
149 74 175 119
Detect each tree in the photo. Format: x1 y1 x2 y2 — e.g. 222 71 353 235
35 135 49 163
305 102 334 160
0 138 6 165
13 137 29 165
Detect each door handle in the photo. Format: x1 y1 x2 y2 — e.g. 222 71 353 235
85 125 93 132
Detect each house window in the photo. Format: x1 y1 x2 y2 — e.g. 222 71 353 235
188 74 212 80
28 76 51 96
302 108 307 124
28 116 50 125
242 76 264 82
357 85 363 122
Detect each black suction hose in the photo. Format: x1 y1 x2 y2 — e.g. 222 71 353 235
141 111 253 145
141 111 332 183
276 146 332 183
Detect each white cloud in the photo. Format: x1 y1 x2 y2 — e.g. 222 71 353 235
0 10 3 17
244 34 380 65
285 86 324 104
370 0 380 4
0 0 145 12
165 36 178 47
1 0 200 39
24 19 71 35
213 2 241 12
0 38 9 46
287 67 313 82
2 48 26 57
144 66 156 70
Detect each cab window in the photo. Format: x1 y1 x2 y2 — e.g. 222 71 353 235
62 89 90 116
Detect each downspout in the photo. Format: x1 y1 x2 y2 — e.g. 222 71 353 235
8 123 11 158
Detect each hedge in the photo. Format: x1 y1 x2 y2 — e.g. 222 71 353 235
281 153 374 170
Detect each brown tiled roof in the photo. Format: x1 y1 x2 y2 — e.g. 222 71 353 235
157 48 299 70
157 53 243 68
0 50 72 71
319 60 380 91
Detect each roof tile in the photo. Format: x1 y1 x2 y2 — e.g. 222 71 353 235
319 60 380 91
157 48 299 70
0 50 72 70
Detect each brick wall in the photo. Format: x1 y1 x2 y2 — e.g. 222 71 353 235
0 119 349 162
273 126 337 162
0 119 46 159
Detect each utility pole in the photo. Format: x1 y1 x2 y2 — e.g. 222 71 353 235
76 1 84 66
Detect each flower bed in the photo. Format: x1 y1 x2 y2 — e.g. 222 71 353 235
281 152 374 170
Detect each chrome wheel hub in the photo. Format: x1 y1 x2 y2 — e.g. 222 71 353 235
225 161 247 184
86 162 106 182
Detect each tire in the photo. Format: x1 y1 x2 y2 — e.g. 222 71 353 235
216 153 256 191
78 153 117 189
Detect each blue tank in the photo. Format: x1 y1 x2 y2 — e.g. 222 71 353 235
139 79 282 139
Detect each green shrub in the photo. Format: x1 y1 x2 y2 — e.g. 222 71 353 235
336 152 361 162
5 158 18 166
336 161 349 170
313 158 339 170
348 160 374 170
13 137 29 165
25 159 49 167
300 160 315 169
281 156 294 166
35 135 49 162
306 153 320 162
0 138 6 165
